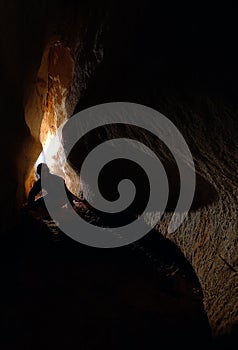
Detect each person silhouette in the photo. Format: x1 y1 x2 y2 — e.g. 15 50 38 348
27 163 74 210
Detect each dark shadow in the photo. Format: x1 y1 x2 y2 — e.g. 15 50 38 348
0 209 212 349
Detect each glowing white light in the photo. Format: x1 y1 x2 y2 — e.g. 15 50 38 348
35 150 46 168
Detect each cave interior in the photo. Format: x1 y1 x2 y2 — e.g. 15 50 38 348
0 1 238 349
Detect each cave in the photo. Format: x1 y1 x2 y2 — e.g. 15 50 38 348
0 1 238 349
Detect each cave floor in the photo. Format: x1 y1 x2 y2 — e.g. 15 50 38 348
0 204 213 349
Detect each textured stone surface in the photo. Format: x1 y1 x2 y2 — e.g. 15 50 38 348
156 96 238 338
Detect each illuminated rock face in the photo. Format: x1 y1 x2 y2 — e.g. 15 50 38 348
9 1 103 203
0 0 238 343
24 42 80 196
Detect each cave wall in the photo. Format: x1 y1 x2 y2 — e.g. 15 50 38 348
24 42 77 195
70 2 238 341
157 95 238 338
0 0 238 343
72 75 238 341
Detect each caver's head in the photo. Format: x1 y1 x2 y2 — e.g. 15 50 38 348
36 163 50 177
